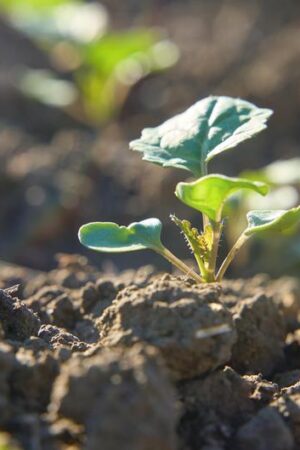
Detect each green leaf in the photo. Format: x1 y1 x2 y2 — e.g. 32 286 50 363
245 207 300 236
130 96 273 176
78 218 164 252
176 175 269 222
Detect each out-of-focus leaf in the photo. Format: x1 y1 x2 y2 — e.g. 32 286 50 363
1 1 108 43
81 30 157 75
130 96 272 176
245 207 300 236
78 218 164 252
77 31 178 121
19 69 77 107
0 0 178 124
0 0 69 13
176 175 268 221
242 157 300 186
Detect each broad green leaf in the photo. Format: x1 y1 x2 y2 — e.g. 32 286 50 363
130 96 272 176
245 207 300 236
176 175 268 222
78 218 164 252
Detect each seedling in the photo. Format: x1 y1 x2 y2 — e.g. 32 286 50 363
79 96 300 282
0 0 178 123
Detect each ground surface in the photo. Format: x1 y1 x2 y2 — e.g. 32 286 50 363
0 255 300 449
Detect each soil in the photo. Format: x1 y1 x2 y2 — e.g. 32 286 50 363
0 254 300 450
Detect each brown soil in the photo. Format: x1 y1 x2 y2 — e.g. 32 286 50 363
0 254 300 449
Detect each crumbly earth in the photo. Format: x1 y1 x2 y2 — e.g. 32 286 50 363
0 254 300 449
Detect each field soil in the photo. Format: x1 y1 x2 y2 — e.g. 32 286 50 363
0 255 300 450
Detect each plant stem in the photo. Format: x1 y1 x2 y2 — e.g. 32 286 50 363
200 161 210 230
206 221 222 282
193 252 207 279
158 247 203 283
216 233 249 282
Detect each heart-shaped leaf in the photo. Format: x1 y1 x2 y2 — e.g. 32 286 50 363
245 206 300 236
130 96 272 176
176 175 269 222
79 218 164 252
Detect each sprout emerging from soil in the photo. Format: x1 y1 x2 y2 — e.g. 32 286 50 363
79 96 300 282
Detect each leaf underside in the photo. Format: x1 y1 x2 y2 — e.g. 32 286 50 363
130 96 273 177
176 174 269 222
245 206 300 235
78 218 163 252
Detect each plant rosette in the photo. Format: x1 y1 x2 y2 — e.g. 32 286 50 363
79 95 300 283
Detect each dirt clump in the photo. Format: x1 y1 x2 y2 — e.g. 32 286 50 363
49 344 177 450
229 293 285 376
0 288 40 341
235 406 294 450
98 275 236 380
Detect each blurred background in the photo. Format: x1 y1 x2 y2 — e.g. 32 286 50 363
0 0 299 278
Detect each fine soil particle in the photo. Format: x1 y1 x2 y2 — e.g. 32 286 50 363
0 256 299 449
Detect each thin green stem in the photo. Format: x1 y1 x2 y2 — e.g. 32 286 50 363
200 160 210 230
216 233 249 282
206 220 222 282
193 252 207 278
158 247 203 284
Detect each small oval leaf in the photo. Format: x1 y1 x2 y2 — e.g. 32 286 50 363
79 218 164 252
176 175 269 222
130 96 272 176
245 206 300 236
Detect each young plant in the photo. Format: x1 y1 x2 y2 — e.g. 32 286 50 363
79 96 300 282
0 0 178 124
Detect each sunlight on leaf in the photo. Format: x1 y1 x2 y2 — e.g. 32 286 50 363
245 207 300 235
176 175 268 221
79 218 164 252
130 96 272 176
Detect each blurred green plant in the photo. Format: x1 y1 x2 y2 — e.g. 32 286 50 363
0 432 20 450
225 158 300 276
79 96 300 282
0 0 179 124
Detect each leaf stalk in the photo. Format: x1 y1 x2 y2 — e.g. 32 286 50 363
216 233 249 281
158 247 203 284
